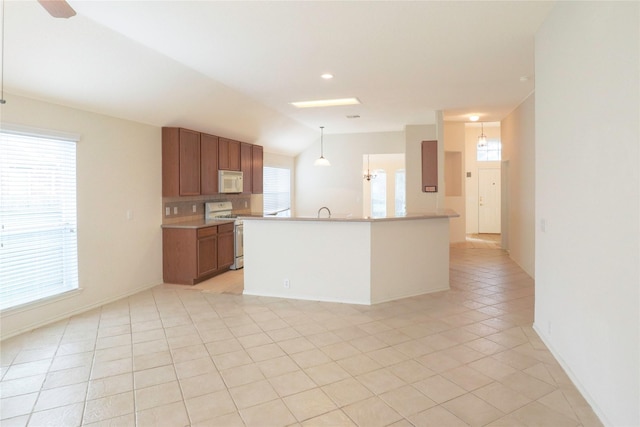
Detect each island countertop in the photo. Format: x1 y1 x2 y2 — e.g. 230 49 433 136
240 209 459 223
242 209 455 305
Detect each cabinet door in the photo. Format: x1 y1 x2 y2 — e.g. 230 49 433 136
162 128 180 197
217 230 235 268
252 145 264 194
179 129 201 196
197 235 218 277
240 143 253 193
201 133 219 195
218 138 231 170
162 228 197 284
228 140 241 171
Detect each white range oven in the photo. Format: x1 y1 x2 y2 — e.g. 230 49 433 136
205 201 243 270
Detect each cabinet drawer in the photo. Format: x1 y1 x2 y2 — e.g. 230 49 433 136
218 223 234 234
197 226 217 238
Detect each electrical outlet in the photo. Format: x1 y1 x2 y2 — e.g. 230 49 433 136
126 210 133 221
244 201 248 208
173 206 178 215
192 205 197 213
165 207 170 216
283 279 290 289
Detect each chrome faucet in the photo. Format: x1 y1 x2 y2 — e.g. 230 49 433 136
317 207 331 218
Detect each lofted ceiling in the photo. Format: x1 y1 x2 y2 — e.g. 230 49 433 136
2 0 554 155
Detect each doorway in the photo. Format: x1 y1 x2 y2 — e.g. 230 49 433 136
362 153 405 217
478 168 501 233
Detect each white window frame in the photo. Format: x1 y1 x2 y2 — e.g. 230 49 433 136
0 126 79 312
263 166 291 217
477 139 502 162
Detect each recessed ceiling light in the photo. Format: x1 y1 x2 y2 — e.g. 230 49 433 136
290 98 361 108
469 115 480 122
321 73 334 80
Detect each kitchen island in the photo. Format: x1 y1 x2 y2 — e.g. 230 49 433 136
241 210 458 305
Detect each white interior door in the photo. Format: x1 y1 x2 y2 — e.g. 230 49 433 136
478 168 501 233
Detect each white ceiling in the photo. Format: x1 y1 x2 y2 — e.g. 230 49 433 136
2 0 554 155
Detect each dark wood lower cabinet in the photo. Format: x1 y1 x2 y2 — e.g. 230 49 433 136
163 223 234 285
197 235 218 277
217 223 235 269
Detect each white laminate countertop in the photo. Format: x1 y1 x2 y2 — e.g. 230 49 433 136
240 209 459 223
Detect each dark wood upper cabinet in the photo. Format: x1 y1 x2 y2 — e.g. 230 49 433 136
219 138 241 171
240 142 253 193
163 127 262 197
252 145 263 194
200 133 219 195
162 127 201 197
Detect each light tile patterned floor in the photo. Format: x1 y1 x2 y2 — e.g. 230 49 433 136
0 247 602 426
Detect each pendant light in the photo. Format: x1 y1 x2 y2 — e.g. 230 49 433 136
478 122 488 147
314 126 330 166
363 154 377 181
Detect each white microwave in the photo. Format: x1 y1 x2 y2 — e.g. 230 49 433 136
219 170 243 193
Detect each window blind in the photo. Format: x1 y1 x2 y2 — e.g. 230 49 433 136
263 166 291 216
0 131 78 311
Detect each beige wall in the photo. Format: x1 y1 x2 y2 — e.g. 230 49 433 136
444 122 467 242
1 93 163 339
534 2 639 425
295 131 406 217
404 123 441 213
501 94 535 277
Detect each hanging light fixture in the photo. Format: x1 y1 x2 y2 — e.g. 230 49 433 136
314 126 330 166
363 154 377 181
478 122 488 147
1 0 6 105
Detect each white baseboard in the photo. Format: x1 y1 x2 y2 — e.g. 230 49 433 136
1 282 161 341
532 322 610 427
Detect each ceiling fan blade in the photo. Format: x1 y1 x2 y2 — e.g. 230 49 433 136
37 0 76 19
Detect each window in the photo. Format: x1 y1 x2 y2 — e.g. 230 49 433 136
477 139 502 161
263 166 291 217
370 169 387 217
0 130 78 311
395 169 406 216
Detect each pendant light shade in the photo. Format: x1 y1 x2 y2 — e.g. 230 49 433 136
478 122 488 147
314 126 330 166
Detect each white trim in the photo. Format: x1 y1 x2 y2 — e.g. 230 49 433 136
0 123 81 142
241 290 370 306
532 323 608 427
0 282 160 341
0 288 84 316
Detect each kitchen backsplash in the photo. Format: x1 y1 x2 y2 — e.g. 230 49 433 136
162 194 252 224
